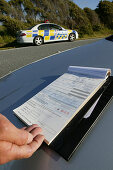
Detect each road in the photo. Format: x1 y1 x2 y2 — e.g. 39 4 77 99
0 39 100 78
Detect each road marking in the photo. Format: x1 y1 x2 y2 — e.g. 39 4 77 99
0 38 102 79
0 45 81 79
31 45 81 64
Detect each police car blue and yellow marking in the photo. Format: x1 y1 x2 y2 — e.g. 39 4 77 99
32 34 38 37
26 29 74 41
50 36 55 40
26 30 32 38
56 33 67 39
33 30 38 32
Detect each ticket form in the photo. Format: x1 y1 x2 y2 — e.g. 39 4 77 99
14 66 110 144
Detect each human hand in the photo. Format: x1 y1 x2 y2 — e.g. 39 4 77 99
0 114 44 165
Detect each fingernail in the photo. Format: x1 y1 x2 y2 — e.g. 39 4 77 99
27 133 33 144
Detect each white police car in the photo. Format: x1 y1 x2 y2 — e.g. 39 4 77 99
17 23 78 46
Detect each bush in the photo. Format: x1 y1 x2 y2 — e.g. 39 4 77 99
0 35 4 44
0 15 26 36
0 25 15 44
96 1 113 29
92 24 101 31
3 35 15 43
79 24 93 37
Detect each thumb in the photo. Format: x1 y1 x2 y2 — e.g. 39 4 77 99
13 129 33 145
0 127 33 146
0 114 33 145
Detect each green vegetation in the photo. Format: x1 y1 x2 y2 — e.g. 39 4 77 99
0 25 15 46
0 0 113 48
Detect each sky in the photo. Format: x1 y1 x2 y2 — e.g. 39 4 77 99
6 0 112 10
74 0 112 9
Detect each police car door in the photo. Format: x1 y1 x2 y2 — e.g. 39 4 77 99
38 24 50 42
50 24 68 41
56 25 68 41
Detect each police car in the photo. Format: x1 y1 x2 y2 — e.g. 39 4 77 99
17 23 78 46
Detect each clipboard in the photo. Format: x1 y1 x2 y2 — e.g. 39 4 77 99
49 76 113 161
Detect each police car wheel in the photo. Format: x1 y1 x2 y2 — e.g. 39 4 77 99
34 36 43 46
69 33 76 42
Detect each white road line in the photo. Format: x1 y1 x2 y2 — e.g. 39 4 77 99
0 37 102 79
0 45 81 79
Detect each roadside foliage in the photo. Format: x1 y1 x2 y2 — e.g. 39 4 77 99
0 0 113 42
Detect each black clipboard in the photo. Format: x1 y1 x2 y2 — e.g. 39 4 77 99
49 76 113 161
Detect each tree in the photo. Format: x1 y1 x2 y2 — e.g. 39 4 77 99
0 15 26 36
0 0 112 38
84 7 101 31
96 1 113 29
9 0 24 20
68 1 93 36
0 0 12 15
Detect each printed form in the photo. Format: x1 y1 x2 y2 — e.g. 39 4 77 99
14 66 110 144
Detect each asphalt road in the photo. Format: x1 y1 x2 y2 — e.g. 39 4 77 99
0 39 100 78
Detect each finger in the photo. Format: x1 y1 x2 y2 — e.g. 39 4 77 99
20 125 42 143
30 127 42 138
17 125 42 144
25 124 39 132
27 135 45 156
